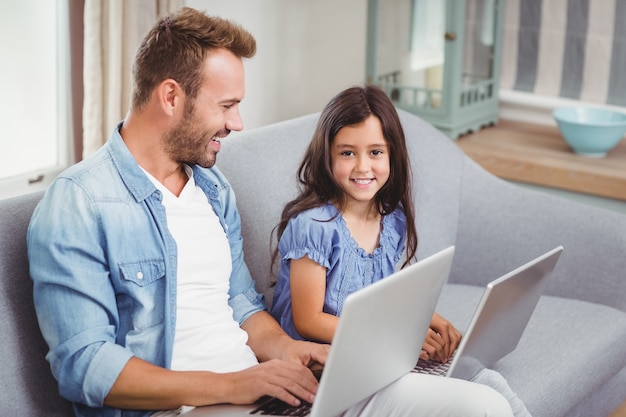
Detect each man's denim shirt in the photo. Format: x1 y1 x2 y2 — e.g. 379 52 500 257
27 124 266 417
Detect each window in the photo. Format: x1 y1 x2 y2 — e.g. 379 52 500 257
0 0 74 199
409 0 446 71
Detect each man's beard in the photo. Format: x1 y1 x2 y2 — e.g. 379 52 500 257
163 102 217 169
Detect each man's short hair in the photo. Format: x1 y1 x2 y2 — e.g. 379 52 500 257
131 7 256 109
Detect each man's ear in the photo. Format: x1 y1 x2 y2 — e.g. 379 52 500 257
157 79 181 117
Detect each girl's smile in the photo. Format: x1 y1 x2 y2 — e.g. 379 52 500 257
351 178 375 189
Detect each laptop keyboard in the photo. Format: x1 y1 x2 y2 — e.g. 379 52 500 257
412 354 454 377
249 398 312 416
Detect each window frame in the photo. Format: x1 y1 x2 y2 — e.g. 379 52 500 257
0 0 75 200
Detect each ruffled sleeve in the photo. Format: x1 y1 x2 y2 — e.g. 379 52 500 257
278 205 340 269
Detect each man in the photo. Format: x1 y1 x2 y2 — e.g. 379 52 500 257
28 7 513 416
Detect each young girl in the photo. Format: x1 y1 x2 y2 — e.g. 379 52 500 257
270 85 460 363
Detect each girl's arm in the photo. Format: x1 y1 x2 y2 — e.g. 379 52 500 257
289 256 338 343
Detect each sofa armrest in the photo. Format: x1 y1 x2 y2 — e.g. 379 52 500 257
450 158 626 312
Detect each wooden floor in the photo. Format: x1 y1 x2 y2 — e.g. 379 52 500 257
610 401 626 417
455 120 626 201
458 121 626 416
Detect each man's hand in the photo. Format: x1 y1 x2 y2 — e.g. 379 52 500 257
420 312 462 363
241 311 329 366
239 311 330 405
277 339 330 369
225 359 321 407
226 340 328 406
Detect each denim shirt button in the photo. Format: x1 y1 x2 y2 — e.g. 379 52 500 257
136 271 144 280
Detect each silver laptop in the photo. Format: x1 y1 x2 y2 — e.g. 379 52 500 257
413 246 563 381
185 246 455 417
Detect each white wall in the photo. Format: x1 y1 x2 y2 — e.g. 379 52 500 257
185 0 367 129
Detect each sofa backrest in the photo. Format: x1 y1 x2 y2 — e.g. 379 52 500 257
217 110 469 306
218 110 626 313
0 191 73 415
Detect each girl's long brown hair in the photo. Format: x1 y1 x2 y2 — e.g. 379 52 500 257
271 85 418 276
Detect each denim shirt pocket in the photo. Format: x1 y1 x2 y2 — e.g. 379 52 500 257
117 259 167 340
119 260 165 287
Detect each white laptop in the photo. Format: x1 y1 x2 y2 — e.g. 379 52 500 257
413 246 563 381
185 246 456 417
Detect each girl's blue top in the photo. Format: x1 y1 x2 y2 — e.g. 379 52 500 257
270 202 407 341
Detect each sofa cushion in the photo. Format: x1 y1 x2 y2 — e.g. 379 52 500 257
437 284 626 417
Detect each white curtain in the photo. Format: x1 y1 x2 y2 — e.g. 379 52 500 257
82 0 184 158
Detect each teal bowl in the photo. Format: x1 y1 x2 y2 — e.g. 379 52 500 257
553 107 626 157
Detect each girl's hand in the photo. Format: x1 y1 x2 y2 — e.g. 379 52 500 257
420 312 462 363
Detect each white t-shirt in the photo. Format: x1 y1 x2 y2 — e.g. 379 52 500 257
144 165 259 374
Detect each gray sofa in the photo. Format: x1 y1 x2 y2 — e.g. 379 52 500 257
1 110 625 416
